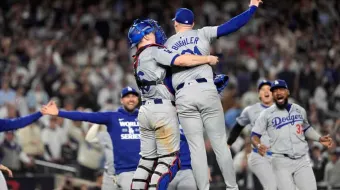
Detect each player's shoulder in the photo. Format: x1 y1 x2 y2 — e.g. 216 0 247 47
291 103 306 113
262 104 277 115
241 105 253 113
166 34 178 42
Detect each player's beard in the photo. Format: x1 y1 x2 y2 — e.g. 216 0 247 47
123 105 137 112
275 97 288 110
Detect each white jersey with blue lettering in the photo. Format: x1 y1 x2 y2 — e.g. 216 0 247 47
136 46 179 101
252 103 310 158
236 102 270 147
164 27 218 88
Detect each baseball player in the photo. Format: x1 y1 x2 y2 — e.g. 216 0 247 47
227 80 277 190
85 124 116 190
164 0 262 189
0 110 43 190
41 87 141 190
127 19 218 189
251 79 333 190
168 125 196 190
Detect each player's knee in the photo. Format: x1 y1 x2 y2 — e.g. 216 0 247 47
149 152 180 190
131 157 157 190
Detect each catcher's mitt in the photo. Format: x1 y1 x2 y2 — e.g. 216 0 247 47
214 74 229 94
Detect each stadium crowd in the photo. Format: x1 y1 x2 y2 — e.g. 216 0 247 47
0 0 340 189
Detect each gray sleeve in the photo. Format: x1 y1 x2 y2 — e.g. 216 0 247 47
236 107 251 126
301 107 311 131
198 26 218 43
304 127 321 141
251 111 267 136
153 47 180 66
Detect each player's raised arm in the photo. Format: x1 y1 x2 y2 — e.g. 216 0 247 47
251 111 268 156
41 101 111 125
227 107 251 146
200 0 260 41
0 111 42 132
154 47 219 67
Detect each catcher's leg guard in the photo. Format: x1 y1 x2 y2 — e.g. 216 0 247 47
131 157 157 190
149 152 180 190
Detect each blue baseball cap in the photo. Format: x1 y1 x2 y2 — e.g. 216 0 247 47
270 79 288 92
258 80 272 90
172 8 194 25
121 86 139 98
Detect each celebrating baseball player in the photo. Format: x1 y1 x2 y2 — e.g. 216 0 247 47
251 79 333 190
0 110 43 190
85 124 116 190
227 80 277 190
164 0 262 189
41 87 141 190
127 19 218 189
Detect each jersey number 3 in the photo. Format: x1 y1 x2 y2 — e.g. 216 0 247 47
181 46 202 55
296 124 302 135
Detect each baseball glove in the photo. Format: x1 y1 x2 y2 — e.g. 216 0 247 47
214 74 229 94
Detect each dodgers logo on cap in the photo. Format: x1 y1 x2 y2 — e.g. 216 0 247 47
121 86 139 98
270 79 288 91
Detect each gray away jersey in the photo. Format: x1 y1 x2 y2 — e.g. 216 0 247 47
252 103 310 158
164 26 218 88
97 131 115 175
236 102 271 147
136 46 179 101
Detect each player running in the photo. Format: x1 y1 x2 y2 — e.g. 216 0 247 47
164 0 262 189
41 87 140 190
251 79 333 190
227 80 277 190
127 19 218 189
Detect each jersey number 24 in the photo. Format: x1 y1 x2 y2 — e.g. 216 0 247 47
181 46 202 55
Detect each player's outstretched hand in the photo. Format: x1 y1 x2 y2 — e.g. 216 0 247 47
41 101 59 116
258 144 268 156
0 164 13 177
319 135 333 148
250 0 263 7
207 56 219 66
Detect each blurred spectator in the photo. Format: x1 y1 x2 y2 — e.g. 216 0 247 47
77 140 103 181
15 86 29 116
17 109 44 159
224 99 242 130
0 80 16 106
76 84 99 111
26 81 49 109
41 116 67 163
310 144 328 182
87 171 103 190
324 148 340 187
0 131 34 172
97 81 120 109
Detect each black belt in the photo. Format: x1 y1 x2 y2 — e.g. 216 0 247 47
273 153 303 160
142 99 175 106
176 78 208 90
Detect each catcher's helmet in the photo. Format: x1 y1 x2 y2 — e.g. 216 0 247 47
128 19 154 48
128 19 167 48
144 19 167 46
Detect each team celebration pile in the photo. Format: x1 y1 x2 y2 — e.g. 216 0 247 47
0 0 340 189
